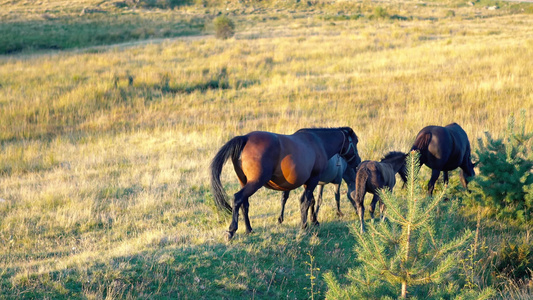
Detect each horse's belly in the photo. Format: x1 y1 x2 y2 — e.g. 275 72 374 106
264 179 302 191
265 155 313 190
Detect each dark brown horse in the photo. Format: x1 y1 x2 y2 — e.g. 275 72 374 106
210 127 361 240
277 154 357 224
411 123 475 196
350 151 407 232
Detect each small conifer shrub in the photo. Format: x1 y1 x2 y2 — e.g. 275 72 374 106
467 111 533 226
213 16 235 40
325 151 477 299
373 6 389 19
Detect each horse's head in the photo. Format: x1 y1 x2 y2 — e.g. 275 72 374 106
340 127 362 168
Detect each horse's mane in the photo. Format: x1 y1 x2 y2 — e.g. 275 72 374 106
381 151 407 162
295 127 353 133
295 127 358 145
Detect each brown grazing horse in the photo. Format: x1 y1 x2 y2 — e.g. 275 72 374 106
351 151 407 232
277 154 357 224
210 127 361 240
411 123 475 196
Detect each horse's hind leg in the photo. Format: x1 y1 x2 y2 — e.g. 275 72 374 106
278 191 290 224
369 194 379 220
226 182 263 240
443 171 449 187
299 185 319 229
379 197 386 222
241 199 253 234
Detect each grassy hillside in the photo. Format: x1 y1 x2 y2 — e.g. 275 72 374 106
1 0 532 298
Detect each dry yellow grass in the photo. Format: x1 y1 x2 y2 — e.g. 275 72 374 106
0 2 532 298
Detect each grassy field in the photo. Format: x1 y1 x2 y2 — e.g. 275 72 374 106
1 0 533 298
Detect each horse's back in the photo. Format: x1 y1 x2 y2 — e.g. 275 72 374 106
357 160 387 193
241 130 328 191
413 123 472 171
444 123 472 168
445 123 470 150
376 162 397 189
242 131 282 161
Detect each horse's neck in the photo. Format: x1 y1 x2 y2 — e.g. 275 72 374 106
312 131 344 158
382 158 403 174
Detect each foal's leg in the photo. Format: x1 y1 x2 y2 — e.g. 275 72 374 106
427 169 441 196
278 191 290 224
353 191 366 233
369 194 379 220
379 197 386 222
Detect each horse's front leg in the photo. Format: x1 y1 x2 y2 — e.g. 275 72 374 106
459 168 472 192
315 184 325 216
309 193 318 226
347 188 358 216
428 169 441 196
332 183 344 217
278 191 290 224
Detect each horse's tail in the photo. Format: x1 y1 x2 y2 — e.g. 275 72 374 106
210 135 248 215
353 165 369 205
411 131 432 152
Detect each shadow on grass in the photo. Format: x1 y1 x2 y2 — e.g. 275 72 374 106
0 219 359 299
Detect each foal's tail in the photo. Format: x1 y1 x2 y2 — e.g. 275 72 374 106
353 165 369 205
210 135 248 215
411 131 432 152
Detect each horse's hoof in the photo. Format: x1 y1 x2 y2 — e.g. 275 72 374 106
278 217 284 224
313 221 320 227
336 211 344 218
224 231 234 241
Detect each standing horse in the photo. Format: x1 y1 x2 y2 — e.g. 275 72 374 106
277 154 357 224
411 123 475 196
210 127 361 240
350 152 407 232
